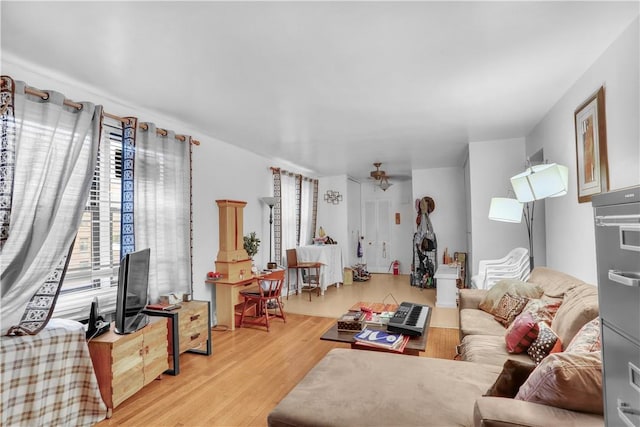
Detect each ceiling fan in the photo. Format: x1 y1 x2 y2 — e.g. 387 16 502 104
368 162 410 191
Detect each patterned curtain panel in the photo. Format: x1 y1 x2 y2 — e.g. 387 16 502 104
299 178 317 246
120 118 138 256
134 123 191 303
272 170 282 265
279 172 298 263
271 169 319 261
0 77 101 335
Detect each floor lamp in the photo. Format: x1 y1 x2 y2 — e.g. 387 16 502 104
262 196 278 269
489 162 569 270
489 197 534 269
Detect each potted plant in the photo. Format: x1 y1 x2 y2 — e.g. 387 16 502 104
244 232 260 273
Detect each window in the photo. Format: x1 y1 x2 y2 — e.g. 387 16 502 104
53 118 123 319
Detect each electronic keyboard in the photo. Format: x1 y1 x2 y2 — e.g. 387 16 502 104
386 302 430 336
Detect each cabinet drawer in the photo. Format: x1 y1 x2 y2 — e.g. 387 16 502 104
178 303 208 353
602 322 640 427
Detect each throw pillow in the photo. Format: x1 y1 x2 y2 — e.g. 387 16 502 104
515 352 603 414
505 311 539 353
484 359 536 398
527 322 562 364
521 297 563 324
478 279 543 314
493 293 529 327
565 317 601 353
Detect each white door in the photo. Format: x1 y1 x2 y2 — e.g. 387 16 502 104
364 199 392 273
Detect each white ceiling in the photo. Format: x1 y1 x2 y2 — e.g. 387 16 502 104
2 1 638 181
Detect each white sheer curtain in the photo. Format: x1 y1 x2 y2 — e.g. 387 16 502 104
279 173 298 262
134 123 191 303
0 79 101 335
299 179 315 246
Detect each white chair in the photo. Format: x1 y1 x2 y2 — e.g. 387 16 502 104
471 247 530 290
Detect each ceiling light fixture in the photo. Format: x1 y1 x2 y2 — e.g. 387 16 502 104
379 177 392 191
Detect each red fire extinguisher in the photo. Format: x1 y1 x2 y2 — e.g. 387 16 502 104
391 260 400 276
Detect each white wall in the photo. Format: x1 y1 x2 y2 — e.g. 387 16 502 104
346 178 363 266
526 17 639 284
412 167 467 271
316 175 349 265
467 138 529 276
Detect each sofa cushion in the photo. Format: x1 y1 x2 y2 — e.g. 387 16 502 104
460 309 507 338
521 296 563 324
493 293 529 326
459 334 535 367
515 351 604 414
267 348 503 427
484 359 536 398
527 267 586 298
551 284 599 349
527 323 562 364
566 317 601 353
505 311 539 353
478 279 543 314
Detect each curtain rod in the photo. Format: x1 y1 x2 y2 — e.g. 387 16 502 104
21 85 200 146
270 166 318 182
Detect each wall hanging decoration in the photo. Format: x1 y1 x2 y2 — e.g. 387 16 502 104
574 85 608 203
324 190 342 204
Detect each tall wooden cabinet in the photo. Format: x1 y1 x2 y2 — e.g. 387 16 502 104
88 317 168 412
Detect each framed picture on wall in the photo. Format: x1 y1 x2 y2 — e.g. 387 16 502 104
574 86 609 203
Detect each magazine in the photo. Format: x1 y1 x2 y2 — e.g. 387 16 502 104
354 328 405 350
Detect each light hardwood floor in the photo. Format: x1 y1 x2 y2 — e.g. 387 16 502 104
95 313 460 426
284 273 459 328
96 274 461 426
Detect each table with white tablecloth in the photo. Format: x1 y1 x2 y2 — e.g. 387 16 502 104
296 245 343 295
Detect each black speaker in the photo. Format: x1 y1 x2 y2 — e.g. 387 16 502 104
86 297 110 339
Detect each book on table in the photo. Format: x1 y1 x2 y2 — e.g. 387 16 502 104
353 327 408 352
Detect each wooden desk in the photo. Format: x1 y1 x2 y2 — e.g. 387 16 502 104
206 276 258 330
206 271 282 330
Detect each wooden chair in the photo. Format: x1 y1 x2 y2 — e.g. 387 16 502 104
238 270 286 331
285 249 322 301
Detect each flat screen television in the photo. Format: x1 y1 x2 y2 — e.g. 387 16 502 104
114 248 151 335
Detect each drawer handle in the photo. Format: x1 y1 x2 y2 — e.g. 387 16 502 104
190 314 200 321
190 333 200 340
618 401 640 427
609 270 640 287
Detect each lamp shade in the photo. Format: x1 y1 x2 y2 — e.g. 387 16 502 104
510 163 568 202
379 178 392 191
261 196 278 207
488 197 523 223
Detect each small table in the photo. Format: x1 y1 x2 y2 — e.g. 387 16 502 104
435 265 460 308
320 316 431 356
296 245 343 294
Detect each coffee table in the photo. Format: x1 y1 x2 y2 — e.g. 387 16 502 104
320 308 431 356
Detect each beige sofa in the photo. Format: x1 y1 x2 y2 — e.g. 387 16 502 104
268 267 603 427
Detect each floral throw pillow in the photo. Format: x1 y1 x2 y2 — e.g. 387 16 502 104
527 322 562 364
566 317 601 353
493 293 529 327
521 297 563 325
505 311 540 354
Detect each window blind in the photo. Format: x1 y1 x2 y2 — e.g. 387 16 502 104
53 117 123 320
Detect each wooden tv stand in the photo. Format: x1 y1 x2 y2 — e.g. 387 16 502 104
87 316 168 413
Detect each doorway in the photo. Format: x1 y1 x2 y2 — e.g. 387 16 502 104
364 199 392 273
